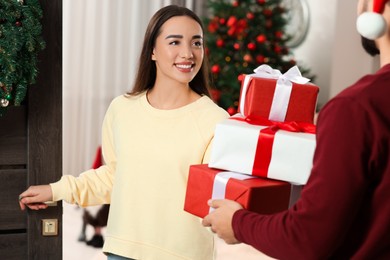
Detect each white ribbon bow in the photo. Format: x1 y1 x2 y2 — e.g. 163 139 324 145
209 171 253 213
240 64 310 122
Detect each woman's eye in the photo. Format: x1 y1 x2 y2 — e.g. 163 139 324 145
193 41 203 48
169 41 180 45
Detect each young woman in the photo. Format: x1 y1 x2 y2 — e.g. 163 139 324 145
19 5 229 260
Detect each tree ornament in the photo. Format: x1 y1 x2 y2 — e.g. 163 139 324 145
256 55 265 64
246 12 254 20
237 74 245 82
227 16 237 27
256 34 267 43
247 42 256 51
216 39 225 48
233 43 240 50
263 9 273 17
266 20 273 28
211 64 221 74
275 31 283 39
243 54 252 62
210 89 221 103
0 99 9 107
274 44 282 54
227 106 237 116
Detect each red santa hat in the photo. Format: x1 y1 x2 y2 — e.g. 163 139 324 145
357 0 388 40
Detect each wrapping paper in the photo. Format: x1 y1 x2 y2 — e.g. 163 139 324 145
239 65 319 123
184 164 291 218
209 116 316 185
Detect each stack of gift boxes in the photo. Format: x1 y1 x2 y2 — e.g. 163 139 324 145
184 65 320 218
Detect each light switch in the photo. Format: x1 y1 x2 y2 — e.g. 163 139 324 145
42 219 58 236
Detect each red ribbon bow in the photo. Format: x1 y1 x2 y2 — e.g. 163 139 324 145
231 115 316 178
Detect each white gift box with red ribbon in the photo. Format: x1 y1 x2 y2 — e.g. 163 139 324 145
209 115 316 185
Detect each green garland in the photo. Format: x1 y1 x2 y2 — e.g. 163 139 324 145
0 0 45 116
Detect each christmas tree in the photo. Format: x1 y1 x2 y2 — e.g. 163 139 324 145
204 0 312 114
0 0 45 116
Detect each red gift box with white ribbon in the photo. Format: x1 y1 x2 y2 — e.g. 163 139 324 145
184 164 291 218
209 115 316 185
239 65 319 123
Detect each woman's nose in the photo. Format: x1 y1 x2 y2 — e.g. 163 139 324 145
180 45 194 59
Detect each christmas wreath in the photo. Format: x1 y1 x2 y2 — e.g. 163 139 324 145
0 0 45 116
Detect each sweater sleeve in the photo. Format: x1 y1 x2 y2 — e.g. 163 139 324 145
232 96 371 259
50 100 117 206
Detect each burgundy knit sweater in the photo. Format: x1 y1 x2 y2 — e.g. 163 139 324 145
232 64 390 259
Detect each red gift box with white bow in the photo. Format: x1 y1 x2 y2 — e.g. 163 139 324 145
184 164 291 218
238 65 319 123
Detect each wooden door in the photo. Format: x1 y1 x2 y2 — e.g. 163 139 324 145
0 0 62 259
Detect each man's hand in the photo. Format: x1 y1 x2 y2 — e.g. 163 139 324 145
19 185 53 210
202 199 243 244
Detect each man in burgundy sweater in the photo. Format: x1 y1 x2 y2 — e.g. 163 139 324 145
202 0 390 259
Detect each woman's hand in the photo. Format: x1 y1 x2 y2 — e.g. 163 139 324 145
19 185 53 210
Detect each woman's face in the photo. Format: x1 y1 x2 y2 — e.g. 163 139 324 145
151 15 204 86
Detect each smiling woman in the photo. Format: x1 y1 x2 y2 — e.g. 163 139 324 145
21 4 230 260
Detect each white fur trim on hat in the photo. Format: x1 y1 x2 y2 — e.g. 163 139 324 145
356 0 388 40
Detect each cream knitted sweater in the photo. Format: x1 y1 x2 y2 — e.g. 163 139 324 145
51 92 229 259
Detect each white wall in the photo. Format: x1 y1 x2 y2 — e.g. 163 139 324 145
63 0 165 176
292 0 379 109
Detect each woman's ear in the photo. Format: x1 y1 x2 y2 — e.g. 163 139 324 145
151 49 156 61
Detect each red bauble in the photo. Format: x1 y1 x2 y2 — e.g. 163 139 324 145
246 12 255 20
210 89 221 103
216 39 225 48
227 16 237 27
219 18 226 25
15 21 22 27
256 55 265 64
208 22 218 33
275 31 283 39
237 74 245 82
233 43 240 50
247 42 256 51
274 45 282 53
256 34 266 43
257 0 266 4
263 9 273 17
211 64 221 74
227 106 237 116
232 0 239 7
